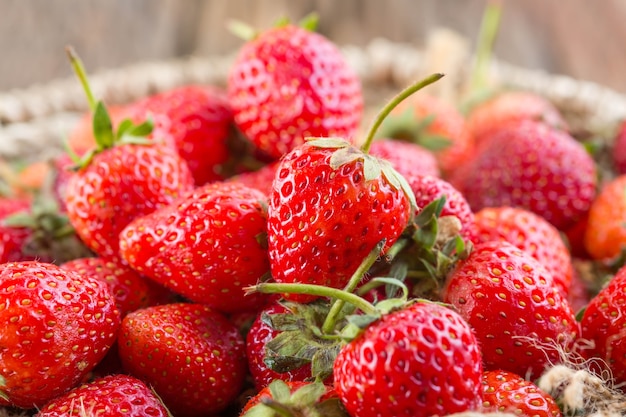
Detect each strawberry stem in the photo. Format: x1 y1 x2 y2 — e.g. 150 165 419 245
360 73 445 154
245 283 378 316
65 46 97 111
321 240 385 333
469 0 503 93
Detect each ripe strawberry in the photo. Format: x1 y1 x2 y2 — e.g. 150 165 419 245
65 142 194 259
267 138 412 302
118 303 247 416
63 48 195 259
466 90 568 147
409 174 475 240
481 369 562 417
0 261 120 409
131 85 238 185
472 206 574 297
583 174 626 261
240 380 345 416
35 374 170 417
580 264 626 385
227 24 363 159
613 119 626 174
119 181 270 313
60 256 173 317
451 120 597 231
333 301 483 417
378 93 474 176
368 139 441 178
443 241 580 380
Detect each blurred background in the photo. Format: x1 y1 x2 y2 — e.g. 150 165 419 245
1 0 625 93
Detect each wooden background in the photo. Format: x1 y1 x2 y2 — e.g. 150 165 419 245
1 0 625 93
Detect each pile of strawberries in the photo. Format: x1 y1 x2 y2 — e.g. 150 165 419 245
3 15 626 417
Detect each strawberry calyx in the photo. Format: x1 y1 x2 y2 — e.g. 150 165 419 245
0 374 8 402
65 46 154 170
242 380 348 417
228 12 319 42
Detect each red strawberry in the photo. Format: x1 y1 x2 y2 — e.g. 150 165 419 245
65 142 194 259
379 93 474 176
368 139 441 179
131 85 237 185
0 261 120 409
409 174 475 240
267 138 412 302
63 47 195 259
240 380 344 416
467 90 568 147
119 182 270 313
35 374 169 417
443 241 580 380
333 301 483 417
580 264 626 385
118 303 247 416
451 120 597 231
227 24 363 159
60 256 173 317
471 206 574 298
246 303 316 390
481 369 562 417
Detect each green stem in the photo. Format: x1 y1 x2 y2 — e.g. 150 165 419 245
321 240 385 333
469 0 503 93
65 46 97 111
360 73 444 154
246 283 378 316
383 237 412 263
259 399 295 417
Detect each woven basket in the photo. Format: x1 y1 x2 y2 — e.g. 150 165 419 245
1 36 625 164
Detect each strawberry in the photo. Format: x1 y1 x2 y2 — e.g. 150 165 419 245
450 120 597 231
613 119 626 174
266 75 446 303
130 85 238 185
0 261 120 409
267 138 412 302
119 181 270 313
583 174 626 261
246 302 314 390
333 301 483 417
240 380 345 417
471 206 574 298
481 369 562 417
65 142 194 259
60 256 173 317
368 139 441 179
409 174 475 240
442 241 580 380
35 374 170 417
378 93 474 176
227 23 363 159
466 90 568 147
118 303 247 416
63 47 195 259
580 264 626 385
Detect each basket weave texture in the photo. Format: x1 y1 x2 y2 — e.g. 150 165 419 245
1 38 625 162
